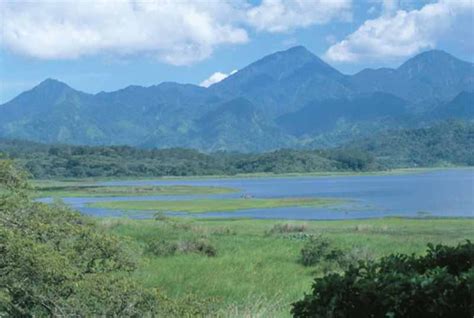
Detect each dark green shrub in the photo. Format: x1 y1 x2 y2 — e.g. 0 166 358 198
286 233 314 241
146 239 178 256
178 238 217 257
211 226 237 235
292 241 474 318
299 236 344 267
267 223 308 235
0 160 159 316
193 239 217 257
147 238 217 257
154 211 169 221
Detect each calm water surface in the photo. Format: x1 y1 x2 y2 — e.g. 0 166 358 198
40 169 474 220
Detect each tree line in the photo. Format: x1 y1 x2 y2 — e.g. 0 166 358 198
0 120 472 179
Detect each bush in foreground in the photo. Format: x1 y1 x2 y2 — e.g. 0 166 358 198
292 241 474 317
299 235 344 267
0 160 164 316
0 160 218 316
266 223 308 235
147 238 217 257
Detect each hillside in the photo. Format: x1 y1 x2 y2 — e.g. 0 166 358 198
0 47 472 151
1 120 472 179
350 120 474 167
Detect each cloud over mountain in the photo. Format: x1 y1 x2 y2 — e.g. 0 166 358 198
246 0 352 32
325 0 474 63
0 0 352 65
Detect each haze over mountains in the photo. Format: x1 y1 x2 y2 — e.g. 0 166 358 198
0 46 472 152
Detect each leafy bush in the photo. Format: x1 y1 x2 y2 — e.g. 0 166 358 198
154 211 169 221
177 238 217 257
292 241 474 317
211 226 237 236
299 236 344 267
147 239 178 257
343 245 376 264
0 160 223 316
147 238 217 257
284 233 314 241
0 160 163 316
267 223 308 235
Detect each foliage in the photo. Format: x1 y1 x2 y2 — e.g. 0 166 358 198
352 120 474 168
105 217 474 317
0 160 162 316
1 120 472 180
0 139 378 178
146 239 178 257
299 236 344 267
147 238 217 257
292 241 474 317
266 223 308 235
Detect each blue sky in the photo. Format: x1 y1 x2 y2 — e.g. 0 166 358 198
0 0 473 103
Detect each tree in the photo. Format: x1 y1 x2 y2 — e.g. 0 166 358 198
292 241 474 317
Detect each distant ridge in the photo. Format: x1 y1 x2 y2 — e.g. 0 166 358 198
0 47 473 151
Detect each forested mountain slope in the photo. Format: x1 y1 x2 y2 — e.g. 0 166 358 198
0 47 472 151
1 121 472 179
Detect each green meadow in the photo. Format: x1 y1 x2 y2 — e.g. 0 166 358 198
28 173 474 316
101 217 474 317
89 197 341 213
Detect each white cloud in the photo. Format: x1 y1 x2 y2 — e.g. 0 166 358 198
200 70 237 87
0 0 248 65
325 0 474 63
0 0 353 65
246 0 352 32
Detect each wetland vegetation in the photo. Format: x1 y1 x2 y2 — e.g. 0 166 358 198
89 197 341 214
102 216 474 316
32 181 236 198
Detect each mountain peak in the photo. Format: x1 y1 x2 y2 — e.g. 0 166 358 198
256 45 319 66
395 49 474 86
212 45 341 93
398 49 470 73
2 78 81 107
36 78 72 90
281 45 312 55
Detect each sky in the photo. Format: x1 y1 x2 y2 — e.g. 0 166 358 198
0 0 473 103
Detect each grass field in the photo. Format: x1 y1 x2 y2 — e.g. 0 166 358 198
101 217 474 317
33 181 236 198
89 197 341 213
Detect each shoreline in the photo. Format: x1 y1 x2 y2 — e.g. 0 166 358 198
33 166 473 183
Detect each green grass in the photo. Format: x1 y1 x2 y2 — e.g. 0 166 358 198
100 217 474 317
33 181 236 198
89 197 341 213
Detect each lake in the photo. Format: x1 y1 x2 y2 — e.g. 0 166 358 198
41 169 474 220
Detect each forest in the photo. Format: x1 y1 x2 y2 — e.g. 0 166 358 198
0 120 472 179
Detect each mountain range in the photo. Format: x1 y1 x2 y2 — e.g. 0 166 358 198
0 46 473 152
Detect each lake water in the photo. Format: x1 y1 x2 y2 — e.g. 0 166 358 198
40 169 474 220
